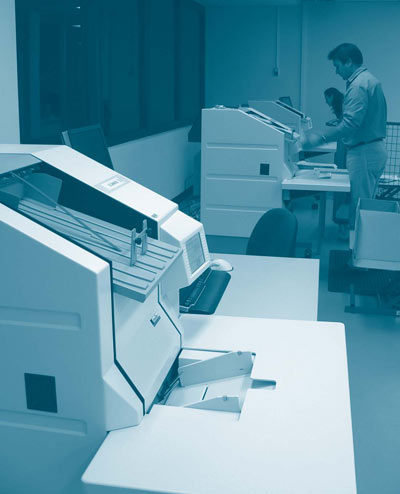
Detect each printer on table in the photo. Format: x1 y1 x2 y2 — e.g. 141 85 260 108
201 106 299 239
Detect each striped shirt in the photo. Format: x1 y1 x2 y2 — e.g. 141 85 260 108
327 66 387 147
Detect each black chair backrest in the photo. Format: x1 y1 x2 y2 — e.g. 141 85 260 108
246 208 298 257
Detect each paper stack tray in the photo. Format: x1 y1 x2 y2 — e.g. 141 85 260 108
19 197 181 301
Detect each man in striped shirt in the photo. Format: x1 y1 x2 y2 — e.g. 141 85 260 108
302 43 387 231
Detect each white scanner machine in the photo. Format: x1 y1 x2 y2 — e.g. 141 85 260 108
0 145 355 494
248 99 313 134
201 106 299 237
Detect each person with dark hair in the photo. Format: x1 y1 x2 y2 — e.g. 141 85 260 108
324 87 344 126
323 87 346 167
324 87 349 238
302 43 387 233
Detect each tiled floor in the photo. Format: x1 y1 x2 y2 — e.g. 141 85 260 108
312 198 400 494
183 193 400 494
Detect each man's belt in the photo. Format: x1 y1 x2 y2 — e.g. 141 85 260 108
347 138 384 150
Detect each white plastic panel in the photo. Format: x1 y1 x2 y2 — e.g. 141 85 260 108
249 100 307 134
113 289 180 411
32 145 178 224
201 108 290 237
203 146 284 178
201 175 282 236
160 210 210 285
0 204 142 494
204 176 281 208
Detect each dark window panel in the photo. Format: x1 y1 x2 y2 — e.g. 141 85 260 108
15 0 205 146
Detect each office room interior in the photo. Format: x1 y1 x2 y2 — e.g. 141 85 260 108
1 0 400 493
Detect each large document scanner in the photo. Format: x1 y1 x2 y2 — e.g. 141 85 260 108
201 106 299 237
0 145 355 493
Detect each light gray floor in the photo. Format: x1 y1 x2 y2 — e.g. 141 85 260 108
206 195 400 494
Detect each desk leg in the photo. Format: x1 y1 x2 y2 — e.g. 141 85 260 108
316 192 327 255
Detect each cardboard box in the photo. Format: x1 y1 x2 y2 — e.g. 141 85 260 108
352 198 400 270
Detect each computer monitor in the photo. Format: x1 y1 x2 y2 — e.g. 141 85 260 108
278 96 293 107
61 124 114 170
185 232 206 275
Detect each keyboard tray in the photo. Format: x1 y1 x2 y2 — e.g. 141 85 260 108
179 268 231 315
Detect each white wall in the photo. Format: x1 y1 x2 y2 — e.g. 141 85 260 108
302 1 400 131
206 2 400 135
205 5 302 108
0 0 20 143
110 127 198 200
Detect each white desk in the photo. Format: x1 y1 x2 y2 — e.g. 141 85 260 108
283 169 350 254
301 142 337 159
189 253 319 321
83 315 356 494
308 142 337 154
283 169 350 193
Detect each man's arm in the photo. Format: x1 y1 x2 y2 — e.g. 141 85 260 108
324 84 368 142
301 84 368 148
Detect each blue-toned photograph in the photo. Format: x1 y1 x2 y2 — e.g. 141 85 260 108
0 1 399 493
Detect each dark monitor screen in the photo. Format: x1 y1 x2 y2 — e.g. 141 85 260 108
279 96 293 107
62 124 114 170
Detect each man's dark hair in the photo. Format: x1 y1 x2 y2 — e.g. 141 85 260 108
328 43 363 65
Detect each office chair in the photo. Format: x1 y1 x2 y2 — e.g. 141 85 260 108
246 208 298 258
